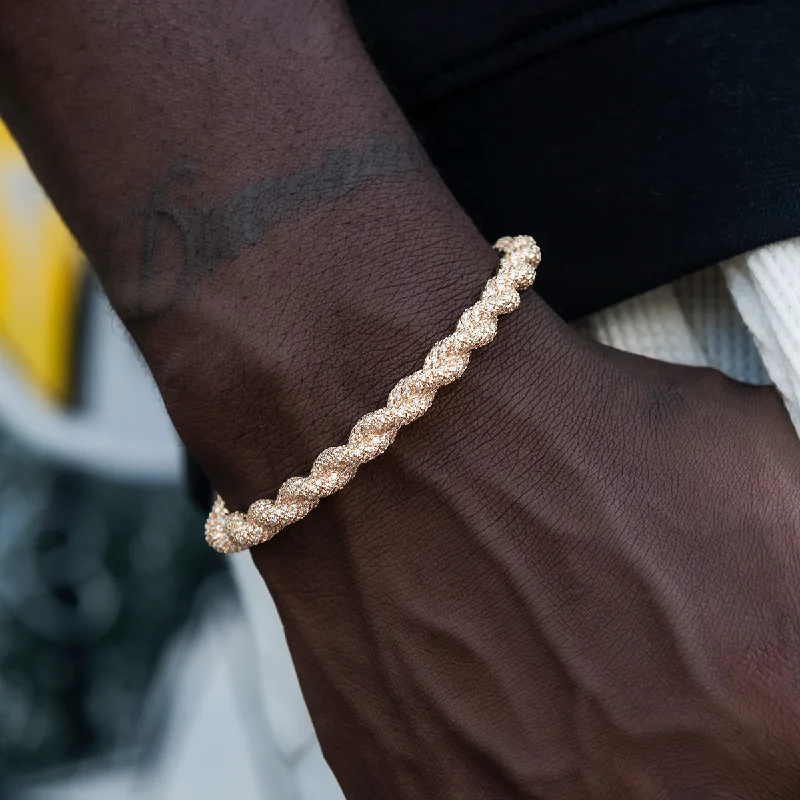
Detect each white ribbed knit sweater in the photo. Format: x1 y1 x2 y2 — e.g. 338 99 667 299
580 238 800 432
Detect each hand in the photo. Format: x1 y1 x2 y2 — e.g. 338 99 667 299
238 295 800 799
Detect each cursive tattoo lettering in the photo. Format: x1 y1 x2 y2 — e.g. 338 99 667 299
100 133 427 321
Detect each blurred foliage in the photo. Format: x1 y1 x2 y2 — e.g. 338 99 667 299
0 429 223 783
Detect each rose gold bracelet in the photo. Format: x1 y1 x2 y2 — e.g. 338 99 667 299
205 235 541 554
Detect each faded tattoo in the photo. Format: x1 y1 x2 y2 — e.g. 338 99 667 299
100 133 427 321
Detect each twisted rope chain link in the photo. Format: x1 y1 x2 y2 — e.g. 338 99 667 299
206 235 541 553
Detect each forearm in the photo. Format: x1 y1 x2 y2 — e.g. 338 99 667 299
0 0 552 505
0 0 421 289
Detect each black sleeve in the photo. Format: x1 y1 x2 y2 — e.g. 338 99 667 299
350 0 800 319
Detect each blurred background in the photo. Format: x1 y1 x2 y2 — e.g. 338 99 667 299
0 122 343 799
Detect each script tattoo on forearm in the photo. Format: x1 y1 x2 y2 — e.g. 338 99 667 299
99 133 427 321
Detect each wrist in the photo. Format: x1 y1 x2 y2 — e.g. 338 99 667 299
139 178 503 508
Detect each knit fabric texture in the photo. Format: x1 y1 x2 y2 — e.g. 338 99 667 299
580 238 800 433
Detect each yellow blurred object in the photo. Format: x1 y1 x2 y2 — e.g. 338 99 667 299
0 121 84 404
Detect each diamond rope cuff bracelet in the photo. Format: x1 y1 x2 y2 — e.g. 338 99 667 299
205 235 541 554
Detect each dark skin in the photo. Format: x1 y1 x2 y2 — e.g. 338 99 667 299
3 1 800 797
